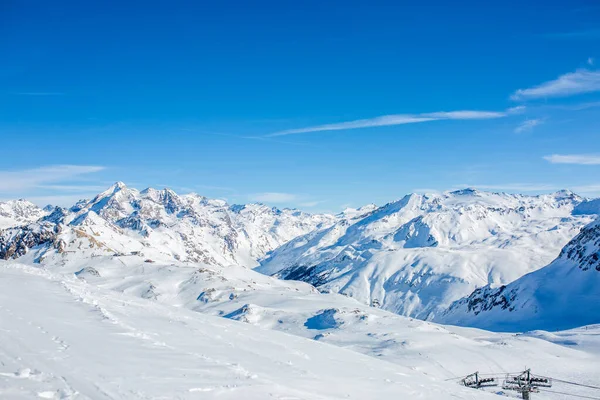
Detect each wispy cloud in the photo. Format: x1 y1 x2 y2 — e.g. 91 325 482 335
588 57 595 66
511 69 600 100
506 105 527 114
248 192 298 203
268 109 510 137
572 184 600 195
543 154 600 165
514 118 543 133
0 165 105 192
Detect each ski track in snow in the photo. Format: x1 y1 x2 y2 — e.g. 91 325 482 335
0 263 599 399
0 264 502 399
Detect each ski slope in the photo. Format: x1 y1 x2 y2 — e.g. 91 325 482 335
2 259 599 399
0 264 496 400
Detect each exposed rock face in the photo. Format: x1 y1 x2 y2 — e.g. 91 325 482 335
559 219 600 271
0 222 62 260
0 183 335 268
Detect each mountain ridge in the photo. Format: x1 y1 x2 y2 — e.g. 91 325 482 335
437 217 600 331
2 183 598 326
257 188 595 319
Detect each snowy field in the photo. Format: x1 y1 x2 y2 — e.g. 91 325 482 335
0 264 495 400
1 263 599 399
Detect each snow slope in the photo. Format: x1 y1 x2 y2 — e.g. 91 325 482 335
2 259 600 399
1 184 600 398
438 217 600 331
258 189 593 319
0 263 497 400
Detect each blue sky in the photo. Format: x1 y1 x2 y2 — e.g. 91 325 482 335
1 1 600 212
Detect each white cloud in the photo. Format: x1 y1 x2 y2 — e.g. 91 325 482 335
514 119 543 133
0 165 105 192
420 110 506 119
268 109 509 137
268 115 435 136
249 192 298 203
588 57 594 66
543 154 600 165
506 105 527 114
511 69 600 100
571 184 600 195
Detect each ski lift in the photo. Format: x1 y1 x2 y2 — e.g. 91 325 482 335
461 372 498 388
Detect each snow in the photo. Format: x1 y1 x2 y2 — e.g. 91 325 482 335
1 184 600 399
438 218 600 331
0 263 498 400
0 200 47 229
1 260 599 399
573 198 600 216
258 189 593 319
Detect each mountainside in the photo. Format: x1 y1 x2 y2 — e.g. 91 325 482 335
2 250 600 399
437 217 600 331
1 264 500 400
0 182 335 268
257 189 594 320
2 184 599 329
0 199 47 229
1 185 600 398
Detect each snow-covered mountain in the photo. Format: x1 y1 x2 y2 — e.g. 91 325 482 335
257 189 594 320
1 184 600 398
438 217 600 331
0 182 335 267
0 199 47 229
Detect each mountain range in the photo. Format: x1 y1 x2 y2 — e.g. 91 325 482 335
1 183 599 332
259 189 597 321
1 183 600 398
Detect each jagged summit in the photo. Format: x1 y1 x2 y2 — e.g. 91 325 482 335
0 183 336 268
1 183 598 327
0 199 48 229
103 181 128 194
